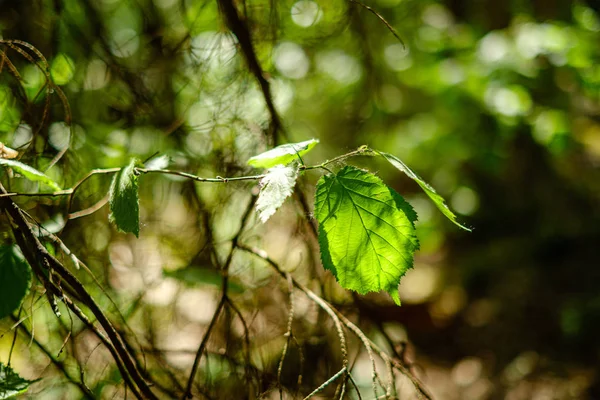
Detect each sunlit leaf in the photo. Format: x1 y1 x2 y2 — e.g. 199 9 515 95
109 158 141 237
50 53 75 86
255 164 299 222
375 150 471 231
0 362 40 399
0 246 32 320
164 266 244 293
0 159 61 191
247 139 319 169
315 166 419 305
144 154 170 170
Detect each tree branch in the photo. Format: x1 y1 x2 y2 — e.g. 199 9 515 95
217 0 285 145
0 183 158 400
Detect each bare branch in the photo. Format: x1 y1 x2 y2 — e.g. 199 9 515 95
217 0 286 145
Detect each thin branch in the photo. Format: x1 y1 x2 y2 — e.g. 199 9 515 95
225 297 256 397
12 316 95 399
347 372 363 400
217 0 286 145
182 196 256 399
278 273 296 399
342 314 380 399
68 195 109 220
0 40 73 167
59 293 144 400
239 244 434 400
0 184 158 400
182 296 227 400
348 0 405 48
385 356 396 399
334 313 433 400
0 190 73 198
137 168 264 183
66 168 120 218
302 367 346 400
238 245 349 385
301 145 374 172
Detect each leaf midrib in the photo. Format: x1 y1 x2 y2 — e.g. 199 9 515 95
335 175 409 290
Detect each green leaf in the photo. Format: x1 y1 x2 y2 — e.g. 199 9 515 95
109 158 141 237
0 362 40 399
0 246 32 320
247 139 319 169
255 164 299 222
164 266 244 293
50 53 75 86
375 150 471 231
0 159 61 191
315 166 419 305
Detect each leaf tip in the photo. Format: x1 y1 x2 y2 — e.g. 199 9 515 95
389 289 402 306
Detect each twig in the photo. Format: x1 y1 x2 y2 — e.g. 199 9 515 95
225 297 256 397
68 195 109 219
337 314 433 400
239 244 434 400
182 296 227 400
278 273 296 399
0 190 72 198
341 315 380 399
385 356 396 399
59 293 144 400
217 0 286 145
136 168 264 183
66 168 120 220
302 367 346 400
7 307 21 365
333 375 347 400
238 245 350 392
301 145 374 171
182 196 256 399
65 167 262 220
0 40 73 167
347 372 363 400
0 184 158 400
12 316 95 399
348 0 405 48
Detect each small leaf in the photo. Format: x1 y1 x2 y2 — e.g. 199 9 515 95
315 166 419 305
50 53 75 86
164 266 244 293
0 159 61 191
376 150 471 231
247 139 319 169
0 246 32 320
109 158 141 237
144 154 170 170
0 362 40 399
255 164 299 222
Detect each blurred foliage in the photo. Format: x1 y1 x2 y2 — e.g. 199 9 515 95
1 0 600 399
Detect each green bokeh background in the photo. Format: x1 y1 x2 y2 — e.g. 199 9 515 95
1 0 599 398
